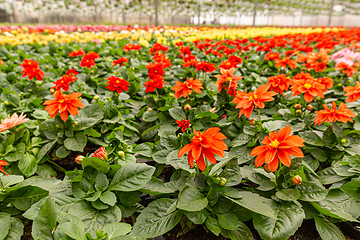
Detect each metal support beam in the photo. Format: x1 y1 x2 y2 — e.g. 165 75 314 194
252 0 258 27
198 2 201 28
95 4 98 24
328 0 335 27
122 5 125 25
155 0 158 26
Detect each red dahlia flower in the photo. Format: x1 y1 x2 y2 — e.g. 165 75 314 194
195 61 216 73
175 118 190 132
80 52 100 69
112 57 128 67
291 72 325 103
69 48 85 57
106 76 130 93
51 74 77 91
214 68 243 96
267 74 291 94
144 75 165 93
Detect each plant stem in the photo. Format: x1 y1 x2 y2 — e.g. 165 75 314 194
257 108 264 129
155 88 159 97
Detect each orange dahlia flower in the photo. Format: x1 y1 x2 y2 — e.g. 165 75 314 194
274 56 297 69
43 90 84 121
214 68 243 96
306 48 330 72
336 62 358 77
0 160 9 176
250 125 305 172
315 77 333 92
344 81 360 102
232 84 277 118
267 74 291 94
172 77 203 99
178 127 227 171
314 101 356 125
291 72 325 103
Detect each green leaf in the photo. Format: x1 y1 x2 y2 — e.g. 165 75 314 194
23 197 47 220
32 197 57 240
103 222 132 239
217 212 238 230
318 167 347 185
64 132 87 152
84 128 101 138
221 221 253 240
152 150 171 164
183 209 209 224
311 200 358 222
299 131 325 146
296 181 327 202
55 145 70 158
4 217 24 240
224 189 276 219
18 152 37 177
0 212 11 240
131 198 182 238
142 110 159 122
253 201 305 240
0 175 24 187
132 143 152 157
57 213 86 240
74 104 104 131
95 172 109 192
82 157 110 174
205 216 222 236
68 201 122 238
314 215 345 240
6 186 49 211
109 163 155 191
100 191 117 206
169 107 186 120
141 124 162 137
36 139 57 162
340 177 360 202
275 189 300 201
177 186 208 212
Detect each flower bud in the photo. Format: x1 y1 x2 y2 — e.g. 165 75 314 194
263 164 271 173
50 88 55 93
292 175 302 185
281 93 286 97
315 96 321 101
56 124 61 128
294 104 301 109
209 107 216 113
307 105 313 111
221 114 227 119
93 95 99 100
184 104 191 111
336 83 342 87
219 178 227 186
296 110 302 115
75 155 85 164
117 151 125 159
244 55 248 59
46 65 49 68
4 101 9 105
341 138 347 144
107 98 111 102
28 89 33 92
249 118 257 126
73 121 78 126
93 147 107 161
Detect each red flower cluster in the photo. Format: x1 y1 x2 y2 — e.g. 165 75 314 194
20 59 45 81
113 57 128 67
106 76 130 93
52 73 77 91
150 43 169 54
267 74 291 94
80 52 100 69
274 56 297 69
336 62 358 77
214 68 243 96
69 48 85 57
196 61 216 73
123 43 142 52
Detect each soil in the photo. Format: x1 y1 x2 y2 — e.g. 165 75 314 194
21 221 32 240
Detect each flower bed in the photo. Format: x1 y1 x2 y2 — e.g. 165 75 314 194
0 26 359 240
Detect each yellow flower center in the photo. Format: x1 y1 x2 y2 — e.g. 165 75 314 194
330 109 335 112
198 137 202 142
226 77 232 82
304 83 312 89
226 62 230 65
356 86 360 90
61 80 64 83
270 139 280 148
249 95 258 101
58 99 65 103
116 80 120 83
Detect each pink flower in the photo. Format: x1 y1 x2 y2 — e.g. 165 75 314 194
332 48 360 67
0 113 28 132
